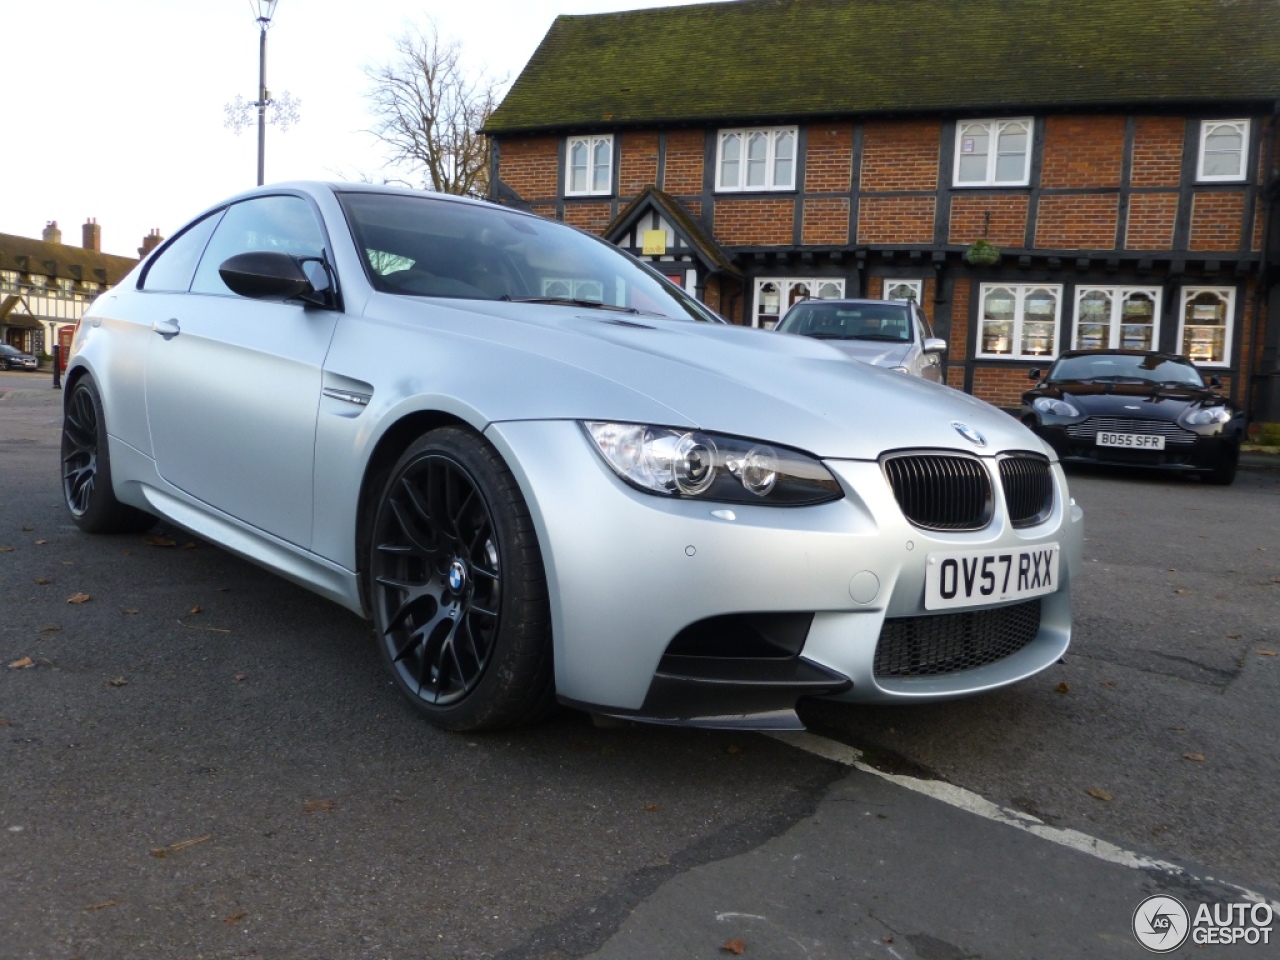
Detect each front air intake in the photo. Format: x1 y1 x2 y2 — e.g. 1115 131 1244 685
882 453 992 531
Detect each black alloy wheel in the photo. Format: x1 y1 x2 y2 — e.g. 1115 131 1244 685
60 376 153 533
369 427 553 730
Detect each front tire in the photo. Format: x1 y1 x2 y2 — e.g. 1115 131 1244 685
368 427 554 731
1203 446 1239 486
61 376 154 533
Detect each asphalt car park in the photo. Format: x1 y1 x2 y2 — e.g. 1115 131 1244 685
3 388 1278 957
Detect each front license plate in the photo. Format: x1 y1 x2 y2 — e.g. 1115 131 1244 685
925 543 1060 611
1096 431 1165 450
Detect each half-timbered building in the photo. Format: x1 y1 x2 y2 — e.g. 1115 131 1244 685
482 0 1280 421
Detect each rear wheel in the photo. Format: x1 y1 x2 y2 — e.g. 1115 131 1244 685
61 376 154 533
368 427 554 731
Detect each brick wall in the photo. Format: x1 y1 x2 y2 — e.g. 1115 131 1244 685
1125 193 1179 249
619 131 659 197
563 202 612 235
804 124 853 193
663 130 705 195
1188 193 1244 251
950 277 971 363
500 138 559 201
1130 117 1184 187
857 196 935 244
1254 206 1265 252
530 203 556 219
1034 194 1118 249
971 366 1035 409
860 120 940 192
1040 116 1125 188
801 198 850 245
714 198 793 245
948 195 1029 246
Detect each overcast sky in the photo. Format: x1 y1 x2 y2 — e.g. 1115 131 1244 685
0 0 721 258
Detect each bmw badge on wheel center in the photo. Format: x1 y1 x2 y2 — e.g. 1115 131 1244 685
62 181 1083 731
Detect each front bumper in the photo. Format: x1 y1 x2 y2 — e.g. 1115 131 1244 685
1034 419 1238 474
487 420 1083 729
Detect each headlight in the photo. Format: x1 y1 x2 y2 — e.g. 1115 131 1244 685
1181 406 1232 426
583 422 843 505
1032 397 1080 417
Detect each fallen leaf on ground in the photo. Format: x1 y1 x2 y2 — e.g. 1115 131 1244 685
224 911 247 924
1173 588 1191 595
234 673 248 682
1100 680 1117 687
40 625 61 633
177 619 230 634
34 539 47 545
0 546 13 552
121 549 132 556
303 799 336 813
1183 752 1206 762
84 900 120 912
107 678 128 688
644 803 659 812
8 657 34 670
1257 650 1277 657
33 577 51 585
60 561 74 566
1087 787 1113 802
727 744 741 755
123 608 140 615
189 605 202 615
142 535 177 548
1167 568 1177 572
67 593 91 604
1227 633 1242 639
1054 682 1070 693
21 525 33 532
721 940 746 956
150 834 211 858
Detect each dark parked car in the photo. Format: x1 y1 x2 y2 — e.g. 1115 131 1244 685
0 343 39 370
1021 349 1245 485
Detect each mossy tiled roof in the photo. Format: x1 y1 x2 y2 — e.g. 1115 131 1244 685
486 0 1280 134
0 233 137 286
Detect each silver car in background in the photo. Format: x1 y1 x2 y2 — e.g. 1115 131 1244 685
63 182 1082 731
775 297 948 381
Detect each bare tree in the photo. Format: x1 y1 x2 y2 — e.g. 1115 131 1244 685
365 22 501 197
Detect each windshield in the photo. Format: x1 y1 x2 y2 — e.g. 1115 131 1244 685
1049 353 1205 387
775 302 912 342
337 191 710 322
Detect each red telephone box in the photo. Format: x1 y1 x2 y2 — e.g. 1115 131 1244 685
58 325 75 370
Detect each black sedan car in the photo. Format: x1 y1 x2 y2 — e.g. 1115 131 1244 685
1021 350 1245 485
0 343 39 370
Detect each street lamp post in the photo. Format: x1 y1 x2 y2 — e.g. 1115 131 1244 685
252 0 279 186
223 0 300 183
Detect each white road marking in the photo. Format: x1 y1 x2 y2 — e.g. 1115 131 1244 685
769 730 1280 910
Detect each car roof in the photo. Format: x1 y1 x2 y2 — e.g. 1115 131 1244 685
1055 348 1191 363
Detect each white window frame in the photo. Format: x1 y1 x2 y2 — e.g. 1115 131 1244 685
1196 120 1250 183
977 283 1063 360
716 127 798 193
1177 286 1236 367
882 278 923 303
565 134 614 196
1071 286 1162 352
953 118 1033 187
753 277 844 329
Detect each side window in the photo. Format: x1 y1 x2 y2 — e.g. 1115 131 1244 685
140 212 222 292
191 195 326 296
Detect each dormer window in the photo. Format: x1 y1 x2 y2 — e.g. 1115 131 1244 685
1197 120 1250 182
566 135 614 196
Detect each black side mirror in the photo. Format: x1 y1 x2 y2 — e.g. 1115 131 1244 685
1028 368 1042 381
1209 376 1222 388
219 251 335 308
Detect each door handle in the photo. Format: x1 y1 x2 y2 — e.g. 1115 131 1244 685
152 318 180 340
